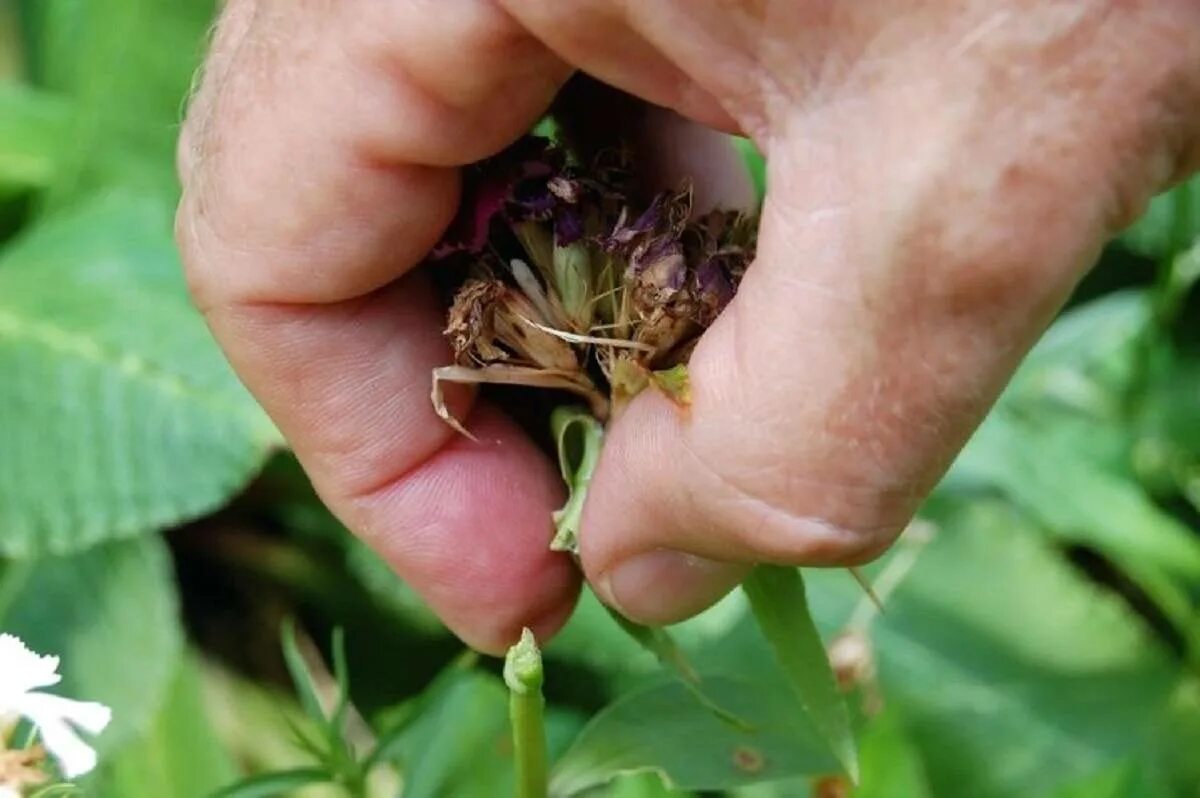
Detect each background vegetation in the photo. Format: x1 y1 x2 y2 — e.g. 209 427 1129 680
1 2 1199 796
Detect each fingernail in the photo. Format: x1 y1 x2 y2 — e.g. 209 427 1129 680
603 550 748 625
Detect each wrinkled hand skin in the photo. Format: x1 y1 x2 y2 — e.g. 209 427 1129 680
177 0 1200 652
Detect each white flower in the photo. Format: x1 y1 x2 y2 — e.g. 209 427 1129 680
0 634 111 779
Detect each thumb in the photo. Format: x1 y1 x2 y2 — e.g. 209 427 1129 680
579 11 1200 625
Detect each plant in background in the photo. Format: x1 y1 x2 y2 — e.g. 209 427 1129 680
0 634 111 797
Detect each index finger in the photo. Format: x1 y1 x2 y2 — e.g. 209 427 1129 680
177 0 577 653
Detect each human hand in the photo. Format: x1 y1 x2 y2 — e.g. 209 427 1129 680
177 0 1200 653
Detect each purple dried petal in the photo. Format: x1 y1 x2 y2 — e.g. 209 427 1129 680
606 194 663 250
694 257 735 324
509 179 558 221
431 175 508 258
430 137 561 258
628 237 688 314
631 237 685 283
554 208 586 247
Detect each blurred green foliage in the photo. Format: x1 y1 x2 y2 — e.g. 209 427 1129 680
1 1 1199 797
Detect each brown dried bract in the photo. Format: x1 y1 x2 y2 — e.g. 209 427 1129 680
445 277 579 373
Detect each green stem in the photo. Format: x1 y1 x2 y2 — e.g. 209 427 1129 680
505 629 549 798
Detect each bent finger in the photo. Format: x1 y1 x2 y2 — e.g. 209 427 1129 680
178 0 577 653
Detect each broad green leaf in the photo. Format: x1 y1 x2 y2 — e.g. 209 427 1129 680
605 773 692 797
365 651 479 771
953 412 1200 579
726 710 931 798
0 195 277 555
209 768 332 798
0 81 72 193
0 6 17 81
605 607 751 731
1004 290 1151 418
855 710 932 798
550 675 838 796
865 500 1178 798
1146 679 1200 796
20 0 217 206
742 566 857 780
93 654 238 798
1121 176 1200 260
1049 759 1176 798
0 535 182 753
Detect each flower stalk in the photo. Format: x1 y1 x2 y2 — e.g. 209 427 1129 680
504 629 548 798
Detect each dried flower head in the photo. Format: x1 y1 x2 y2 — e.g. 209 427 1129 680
430 135 756 430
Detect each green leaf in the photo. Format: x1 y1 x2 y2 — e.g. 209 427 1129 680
954 413 1200 579
208 768 332 798
0 194 278 556
549 675 839 795
93 654 238 798
1003 290 1152 418
328 627 351 739
28 786 83 798
279 620 330 733
1121 176 1200 260
20 0 217 206
855 710 932 798
1146 679 1200 795
742 566 857 781
861 499 1179 798
650 364 691 406
1155 236 1200 325
0 81 72 193
549 406 604 553
726 710 932 798
605 773 692 798
365 650 479 771
0 535 183 753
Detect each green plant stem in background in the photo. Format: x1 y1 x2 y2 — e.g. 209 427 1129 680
505 628 549 798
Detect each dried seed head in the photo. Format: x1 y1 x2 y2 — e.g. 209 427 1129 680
445 277 579 372
433 136 758 421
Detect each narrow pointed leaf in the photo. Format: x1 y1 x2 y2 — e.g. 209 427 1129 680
743 565 857 781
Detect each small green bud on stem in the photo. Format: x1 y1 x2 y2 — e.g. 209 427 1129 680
505 628 548 798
